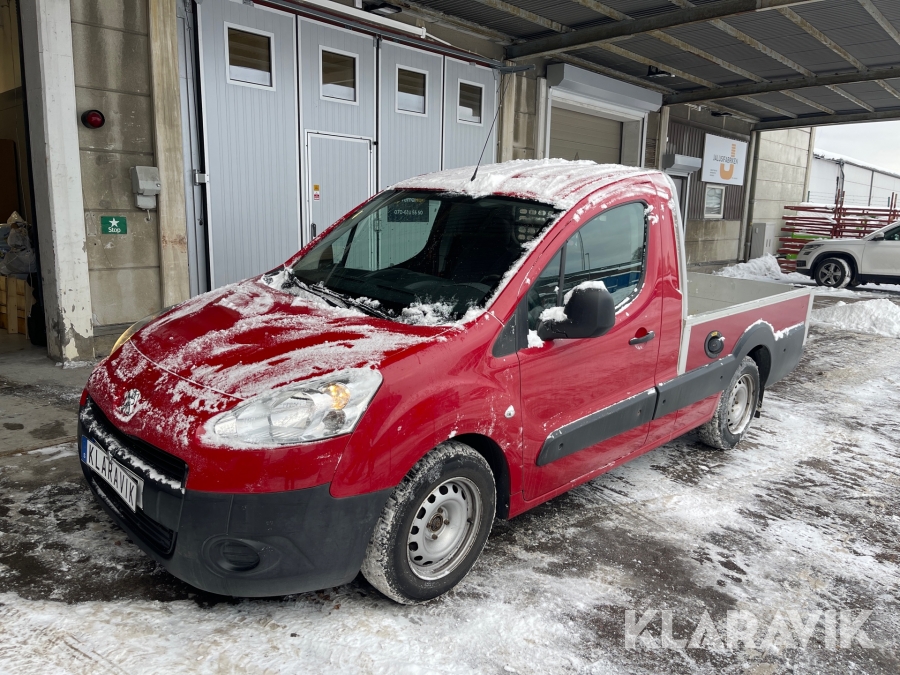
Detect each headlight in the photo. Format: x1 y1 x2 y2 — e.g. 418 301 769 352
111 307 169 354
208 368 382 446
799 243 823 254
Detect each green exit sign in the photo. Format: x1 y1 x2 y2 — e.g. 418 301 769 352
100 215 127 235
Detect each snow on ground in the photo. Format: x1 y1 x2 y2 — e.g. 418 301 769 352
713 254 809 284
812 298 900 338
714 254 900 298
1 318 899 674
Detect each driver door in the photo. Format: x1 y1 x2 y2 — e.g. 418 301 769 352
862 224 900 276
518 191 663 502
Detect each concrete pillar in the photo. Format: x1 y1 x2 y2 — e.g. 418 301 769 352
20 0 94 361
498 72 517 163
149 0 190 307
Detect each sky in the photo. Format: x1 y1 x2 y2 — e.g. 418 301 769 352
814 120 900 175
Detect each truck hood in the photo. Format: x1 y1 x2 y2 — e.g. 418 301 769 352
126 277 443 400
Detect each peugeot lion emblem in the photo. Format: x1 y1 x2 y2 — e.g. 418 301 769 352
119 389 141 417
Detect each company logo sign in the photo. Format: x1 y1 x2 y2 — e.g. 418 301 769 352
702 134 748 186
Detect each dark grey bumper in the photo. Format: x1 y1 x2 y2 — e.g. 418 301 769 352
79 426 390 597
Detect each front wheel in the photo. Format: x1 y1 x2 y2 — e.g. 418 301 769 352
815 257 851 288
698 356 761 450
361 442 496 604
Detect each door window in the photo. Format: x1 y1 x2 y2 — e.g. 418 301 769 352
226 26 273 88
527 202 648 331
321 49 357 102
458 81 483 124
397 67 427 115
882 224 900 241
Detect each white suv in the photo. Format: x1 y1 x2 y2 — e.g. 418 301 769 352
795 221 900 288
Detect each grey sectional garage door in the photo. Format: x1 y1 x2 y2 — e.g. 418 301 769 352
549 107 622 165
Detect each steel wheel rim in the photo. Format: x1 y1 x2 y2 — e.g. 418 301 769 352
819 262 842 286
407 477 482 580
727 373 756 435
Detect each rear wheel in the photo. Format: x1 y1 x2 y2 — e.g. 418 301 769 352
814 257 851 288
698 356 761 450
361 442 496 604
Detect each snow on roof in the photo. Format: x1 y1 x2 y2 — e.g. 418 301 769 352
392 159 656 211
814 150 900 181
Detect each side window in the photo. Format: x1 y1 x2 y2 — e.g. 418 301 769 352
397 67 427 115
527 202 647 331
884 225 900 241
321 49 357 103
458 81 483 124
226 26 273 88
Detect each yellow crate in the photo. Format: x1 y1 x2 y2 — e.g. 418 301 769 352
0 274 31 337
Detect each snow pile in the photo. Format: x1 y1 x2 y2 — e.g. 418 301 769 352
812 299 900 338
539 305 567 322
400 300 456 325
393 159 652 211
714 254 808 283
563 279 607 304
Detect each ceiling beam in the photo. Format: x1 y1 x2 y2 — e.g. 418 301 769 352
856 0 900 102
753 107 900 130
470 0 572 34
663 66 900 104
392 0 516 45
506 0 823 60
554 54 760 122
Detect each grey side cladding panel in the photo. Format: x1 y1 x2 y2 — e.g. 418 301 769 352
299 20 375 140
199 2 300 288
379 43 443 189
442 58 497 171
654 355 738 420
537 390 657 467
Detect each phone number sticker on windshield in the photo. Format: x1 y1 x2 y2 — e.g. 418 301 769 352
387 199 430 223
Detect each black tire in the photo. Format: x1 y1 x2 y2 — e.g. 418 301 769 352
361 442 496 604
698 356 761 450
814 257 852 289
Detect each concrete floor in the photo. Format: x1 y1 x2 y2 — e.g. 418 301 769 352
0 297 897 674
0 337 91 456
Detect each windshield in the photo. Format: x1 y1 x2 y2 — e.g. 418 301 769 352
287 190 560 322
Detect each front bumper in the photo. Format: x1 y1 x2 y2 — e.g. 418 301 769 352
78 404 390 597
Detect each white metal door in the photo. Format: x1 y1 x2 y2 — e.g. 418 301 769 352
198 0 300 287
306 133 373 236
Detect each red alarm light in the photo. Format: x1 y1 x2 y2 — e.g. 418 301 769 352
81 110 105 129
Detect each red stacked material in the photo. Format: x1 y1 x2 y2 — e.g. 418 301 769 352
777 192 899 272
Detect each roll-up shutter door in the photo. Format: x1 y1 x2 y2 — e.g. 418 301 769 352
549 107 622 164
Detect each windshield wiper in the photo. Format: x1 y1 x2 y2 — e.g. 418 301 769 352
284 270 393 321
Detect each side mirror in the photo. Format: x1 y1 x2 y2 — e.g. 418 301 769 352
871 233 885 241
537 285 616 341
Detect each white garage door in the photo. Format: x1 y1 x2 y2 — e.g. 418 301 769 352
549 106 622 164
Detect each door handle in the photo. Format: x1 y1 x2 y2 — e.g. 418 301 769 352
629 330 656 346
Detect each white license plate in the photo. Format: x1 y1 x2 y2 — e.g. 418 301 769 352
82 438 143 512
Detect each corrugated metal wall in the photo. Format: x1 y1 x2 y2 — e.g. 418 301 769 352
666 122 744 221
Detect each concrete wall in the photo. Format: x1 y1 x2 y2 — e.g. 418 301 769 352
70 0 163 335
749 128 814 256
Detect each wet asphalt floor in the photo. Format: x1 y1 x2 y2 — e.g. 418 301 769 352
0 295 898 674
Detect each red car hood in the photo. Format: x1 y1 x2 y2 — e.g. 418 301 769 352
125 276 443 400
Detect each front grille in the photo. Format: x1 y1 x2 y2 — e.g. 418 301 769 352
85 397 188 486
81 397 188 558
88 475 177 556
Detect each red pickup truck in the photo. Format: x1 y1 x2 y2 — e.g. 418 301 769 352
79 160 813 603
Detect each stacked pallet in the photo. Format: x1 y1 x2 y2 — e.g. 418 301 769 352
0 274 32 337
777 192 899 272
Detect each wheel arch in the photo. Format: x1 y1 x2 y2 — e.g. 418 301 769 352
747 344 772 387
453 433 511 520
811 250 859 277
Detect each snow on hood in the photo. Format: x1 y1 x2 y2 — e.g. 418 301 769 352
392 159 654 212
127 277 443 400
